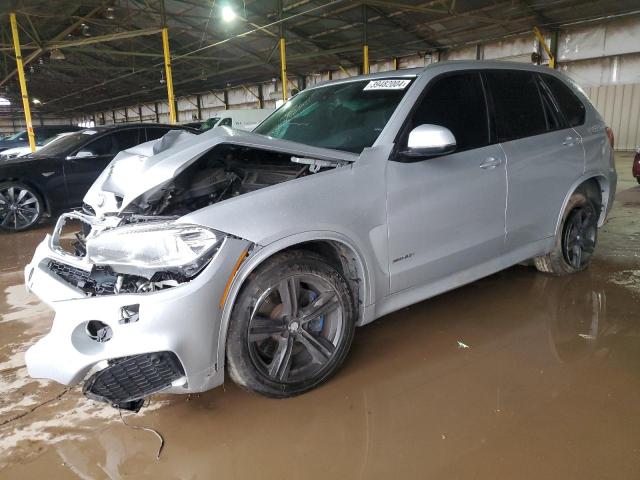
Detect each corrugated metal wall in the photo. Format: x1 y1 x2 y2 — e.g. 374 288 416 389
585 83 640 151
0 115 74 135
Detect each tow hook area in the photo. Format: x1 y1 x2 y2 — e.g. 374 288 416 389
83 351 186 412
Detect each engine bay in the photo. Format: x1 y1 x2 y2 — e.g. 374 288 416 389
131 144 334 216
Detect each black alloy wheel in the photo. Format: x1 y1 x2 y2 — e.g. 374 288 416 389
226 250 356 397
0 182 42 232
562 204 597 269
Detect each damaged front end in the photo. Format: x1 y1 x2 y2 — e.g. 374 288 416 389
25 129 354 411
25 210 253 411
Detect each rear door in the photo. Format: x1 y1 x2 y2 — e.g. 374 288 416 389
386 71 507 294
63 128 141 207
484 70 584 253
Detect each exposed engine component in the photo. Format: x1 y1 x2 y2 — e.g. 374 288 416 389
127 144 339 216
48 259 185 296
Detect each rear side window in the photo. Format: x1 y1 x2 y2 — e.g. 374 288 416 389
537 77 564 132
146 127 170 141
83 135 115 156
111 129 140 151
485 71 547 142
409 72 489 152
219 118 232 127
540 75 586 127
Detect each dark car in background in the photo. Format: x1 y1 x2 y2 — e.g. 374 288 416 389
633 147 640 184
0 125 82 152
0 123 195 232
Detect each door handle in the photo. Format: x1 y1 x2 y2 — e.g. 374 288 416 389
563 136 578 146
480 157 502 169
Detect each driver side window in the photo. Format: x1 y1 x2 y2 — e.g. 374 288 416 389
408 72 490 153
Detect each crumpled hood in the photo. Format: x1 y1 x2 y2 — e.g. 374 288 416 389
84 127 357 217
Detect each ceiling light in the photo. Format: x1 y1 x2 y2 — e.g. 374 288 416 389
50 48 66 61
0 97 10 106
32 98 41 104
221 5 236 22
106 7 115 20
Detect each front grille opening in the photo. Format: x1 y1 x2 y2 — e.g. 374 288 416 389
48 259 116 294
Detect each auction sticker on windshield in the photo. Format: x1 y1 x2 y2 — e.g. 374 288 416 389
363 79 412 90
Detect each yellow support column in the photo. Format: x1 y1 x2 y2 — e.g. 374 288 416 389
162 27 176 124
363 44 369 75
533 26 555 68
9 13 36 153
363 2 369 75
279 37 287 101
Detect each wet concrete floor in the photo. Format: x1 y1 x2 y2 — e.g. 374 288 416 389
1 154 639 479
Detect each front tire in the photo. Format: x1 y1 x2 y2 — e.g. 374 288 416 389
534 189 599 275
226 250 356 398
0 182 43 232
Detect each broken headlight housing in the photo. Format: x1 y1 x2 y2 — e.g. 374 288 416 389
86 222 224 277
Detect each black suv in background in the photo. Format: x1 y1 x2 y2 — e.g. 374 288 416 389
0 123 195 232
0 125 82 152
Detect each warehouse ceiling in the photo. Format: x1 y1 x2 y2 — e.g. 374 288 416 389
0 0 638 115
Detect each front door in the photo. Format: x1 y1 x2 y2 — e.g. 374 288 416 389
387 71 507 294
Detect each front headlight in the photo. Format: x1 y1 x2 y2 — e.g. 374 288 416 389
86 222 223 276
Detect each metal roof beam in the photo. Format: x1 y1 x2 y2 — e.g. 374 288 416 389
0 5 103 87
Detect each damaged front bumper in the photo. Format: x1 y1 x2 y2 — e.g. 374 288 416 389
25 213 251 409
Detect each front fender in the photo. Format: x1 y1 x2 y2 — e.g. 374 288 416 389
214 230 377 375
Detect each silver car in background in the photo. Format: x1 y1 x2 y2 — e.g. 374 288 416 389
24 61 616 411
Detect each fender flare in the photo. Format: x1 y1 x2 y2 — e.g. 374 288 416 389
214 230 375 373
553 172 611 236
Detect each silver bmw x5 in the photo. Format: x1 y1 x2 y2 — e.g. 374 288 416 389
24 61 616 411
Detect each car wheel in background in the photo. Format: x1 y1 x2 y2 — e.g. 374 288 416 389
226 250 356 398
0 182 43 232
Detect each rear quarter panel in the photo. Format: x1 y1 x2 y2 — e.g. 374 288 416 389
568 83 617 222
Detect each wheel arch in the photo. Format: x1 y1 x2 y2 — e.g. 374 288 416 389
215 231 374 374
554 174 609 236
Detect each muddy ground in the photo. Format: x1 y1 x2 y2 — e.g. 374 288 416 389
1 154 639 479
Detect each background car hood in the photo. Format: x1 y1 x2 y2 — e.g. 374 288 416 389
0 140 23 151
85 127 358 216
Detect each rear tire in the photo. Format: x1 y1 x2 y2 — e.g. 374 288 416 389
226 250 356 398
534 189 599 275
0 182 43 232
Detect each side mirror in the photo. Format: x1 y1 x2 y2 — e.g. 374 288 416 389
67 150 96 160
401 124 457 159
